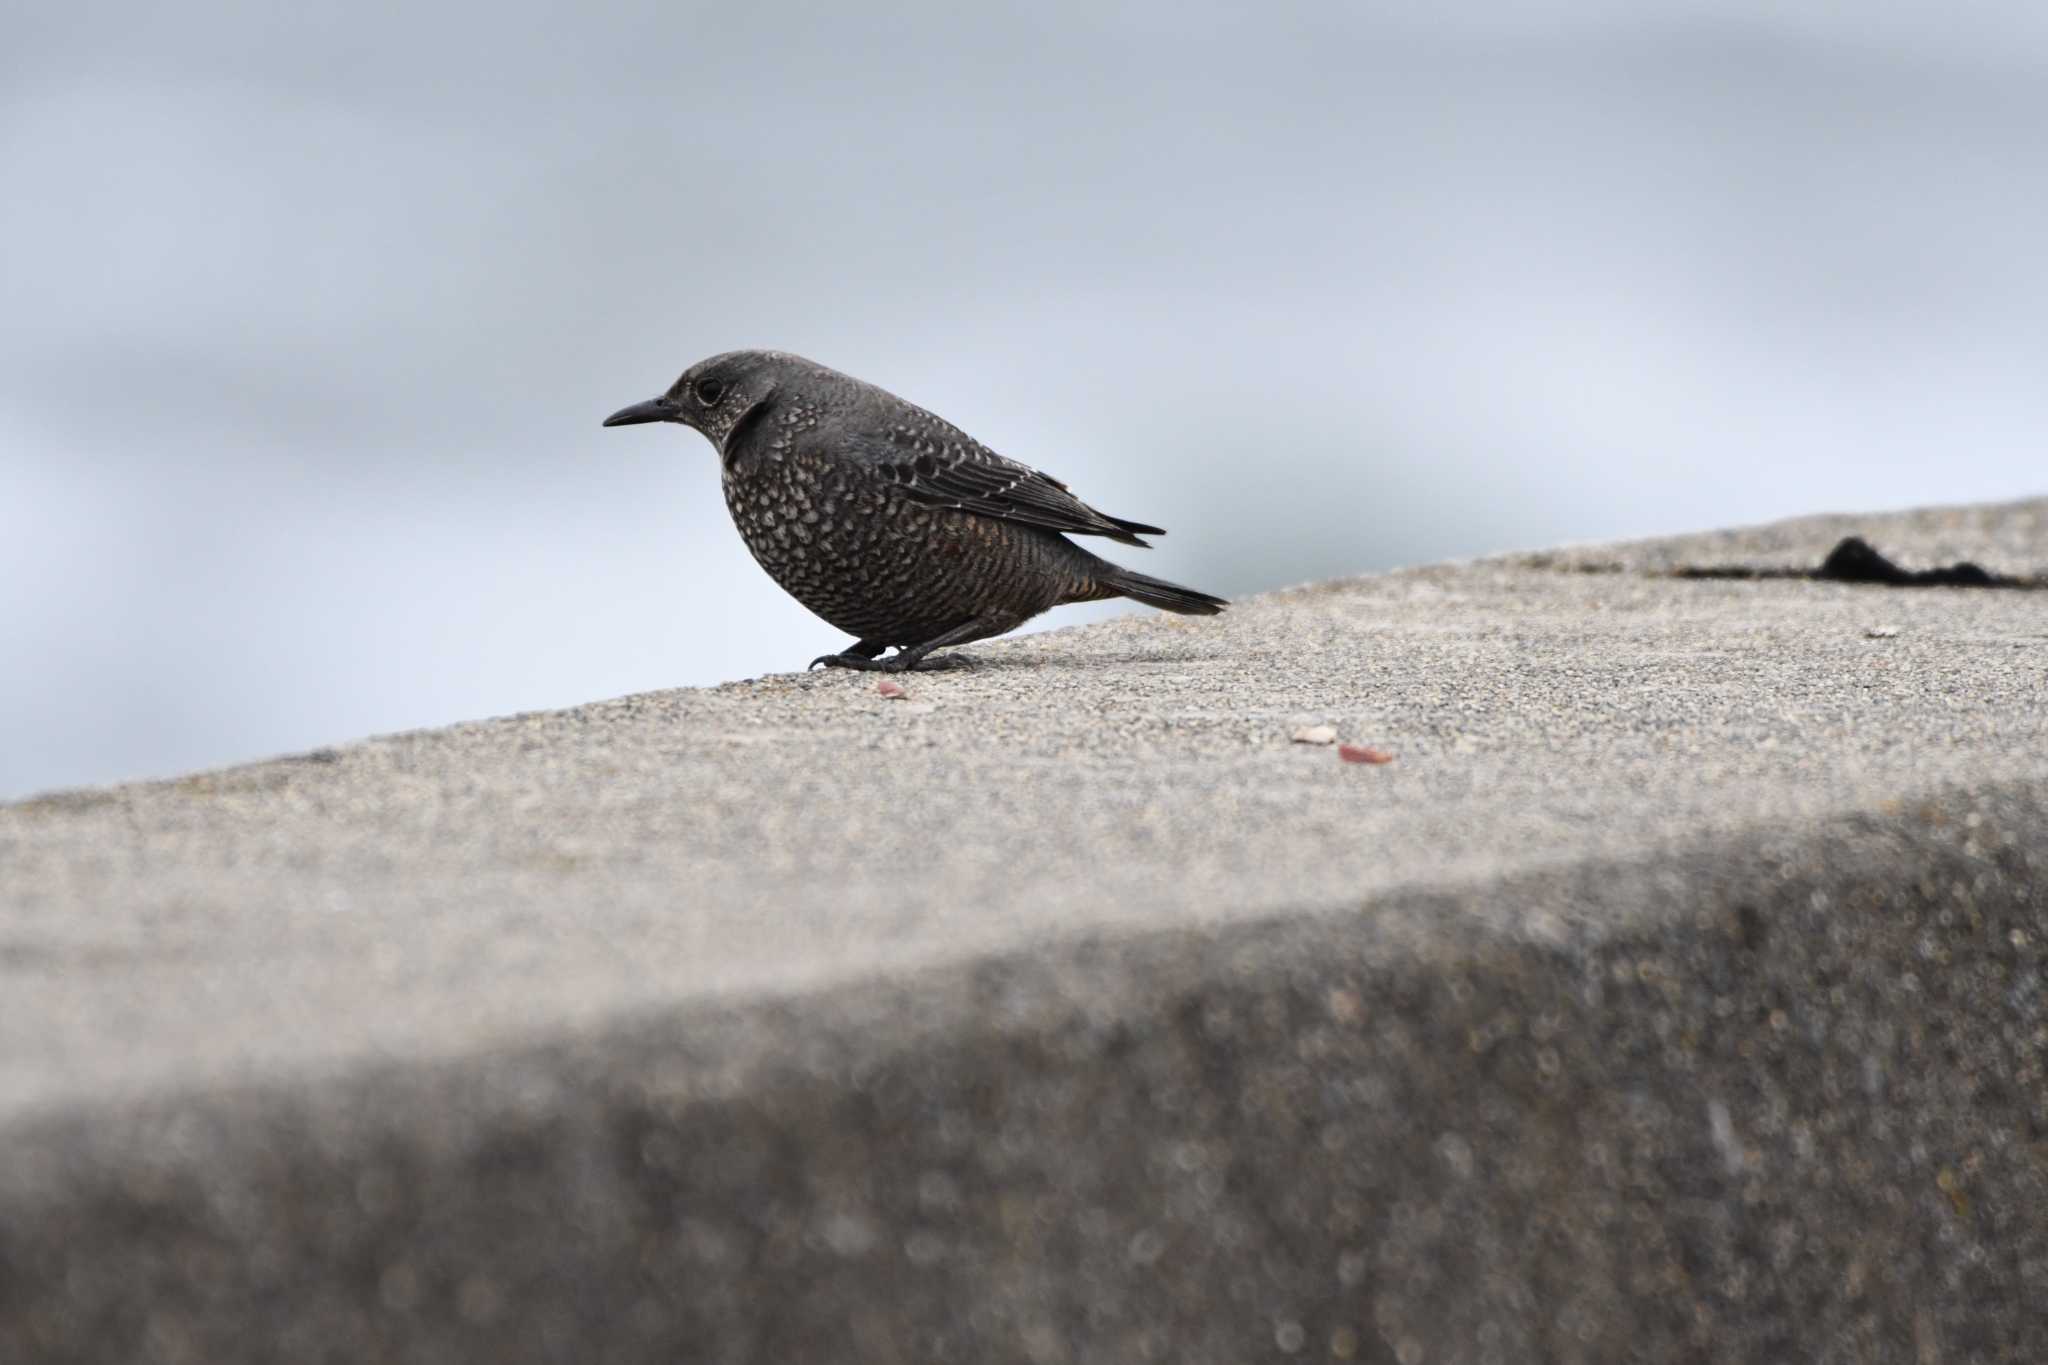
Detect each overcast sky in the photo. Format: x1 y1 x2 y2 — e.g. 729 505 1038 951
3 2 2044 797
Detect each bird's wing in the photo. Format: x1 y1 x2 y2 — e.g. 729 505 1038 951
846 432 1164 546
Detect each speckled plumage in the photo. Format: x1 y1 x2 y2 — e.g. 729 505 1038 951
603 351 1225 671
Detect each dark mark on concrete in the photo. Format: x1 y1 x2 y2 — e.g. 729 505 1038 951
1671 535 2045 589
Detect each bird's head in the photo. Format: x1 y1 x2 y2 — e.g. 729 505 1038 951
602 350 787 453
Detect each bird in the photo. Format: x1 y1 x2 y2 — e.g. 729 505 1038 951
602 350 1225 673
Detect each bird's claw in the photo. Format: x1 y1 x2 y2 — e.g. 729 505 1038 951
809 651 898 672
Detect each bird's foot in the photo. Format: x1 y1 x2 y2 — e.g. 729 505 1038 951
808 651 892 672
807 649 979 673
905 651 979 671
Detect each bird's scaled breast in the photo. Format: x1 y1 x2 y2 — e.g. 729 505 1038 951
720 449 1071 641
722 449 888 568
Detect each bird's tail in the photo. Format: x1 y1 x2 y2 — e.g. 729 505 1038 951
1088 561 1228 616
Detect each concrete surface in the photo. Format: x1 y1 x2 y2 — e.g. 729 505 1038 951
3 499 2045 1363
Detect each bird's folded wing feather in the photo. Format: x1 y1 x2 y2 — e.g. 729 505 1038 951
846 434 1164 546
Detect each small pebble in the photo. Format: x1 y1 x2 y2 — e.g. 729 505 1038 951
1292 725 1338 746
877 679 908 699
1338 744 1394 765
1865 626 1899 639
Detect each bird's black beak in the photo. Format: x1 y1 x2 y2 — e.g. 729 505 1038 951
602 397 677 428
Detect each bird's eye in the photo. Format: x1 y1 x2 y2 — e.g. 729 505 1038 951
694 379 726 405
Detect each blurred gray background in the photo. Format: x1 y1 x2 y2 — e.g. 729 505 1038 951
3 2 2043 799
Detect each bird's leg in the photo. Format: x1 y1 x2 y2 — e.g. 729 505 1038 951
874 619 996 672
807 620 994 673
808 638 889 671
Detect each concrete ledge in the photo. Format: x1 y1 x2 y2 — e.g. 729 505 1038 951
4 500 2046 1362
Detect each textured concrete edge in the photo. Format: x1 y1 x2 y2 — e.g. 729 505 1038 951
3 778 2045 1363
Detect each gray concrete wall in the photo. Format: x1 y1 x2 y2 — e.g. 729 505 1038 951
4 500 2045 1363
